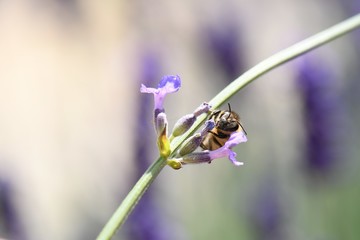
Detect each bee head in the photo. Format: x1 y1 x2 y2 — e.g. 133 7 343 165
218 112 239 130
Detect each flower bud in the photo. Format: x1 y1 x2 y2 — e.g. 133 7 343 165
171 114 196 137
154 108 164 121
167 159 182 170
171 102 212 138
177 120 215 156
154 112 170 158
178 133 202 156
193 102 211 117
155 112 167 135
180 152 212 165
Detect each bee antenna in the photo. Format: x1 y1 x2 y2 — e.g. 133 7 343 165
238 121 248 135
226 103 232 120
227 103 232 112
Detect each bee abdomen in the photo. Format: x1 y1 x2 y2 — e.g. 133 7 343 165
201 131 230 150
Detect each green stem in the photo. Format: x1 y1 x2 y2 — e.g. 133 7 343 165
170 13 360 152
96 157 167 240
209 13 360 109
97 13 360 239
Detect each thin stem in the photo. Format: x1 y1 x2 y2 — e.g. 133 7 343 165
170 13 360 153
210 13 360 109
96 157 167 240
97 13 360 239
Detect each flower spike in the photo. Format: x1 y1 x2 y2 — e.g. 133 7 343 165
171 102 211 138
140 75 247 169
140 75 181 158
177 120 215 156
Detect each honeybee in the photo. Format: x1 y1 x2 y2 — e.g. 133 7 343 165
200 103 247 150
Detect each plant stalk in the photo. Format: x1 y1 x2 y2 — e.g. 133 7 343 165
97 13 360 240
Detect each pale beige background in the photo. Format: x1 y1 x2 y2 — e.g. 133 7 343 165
0 1 357 239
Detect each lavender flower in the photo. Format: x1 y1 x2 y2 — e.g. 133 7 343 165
141 75 182 157
248 177 284 240
0 178 26 240
140 75 181 115
169 131 247 168
203 19 244 80
296 57 345 177
141 75 248 169
126 192 173 240
126 51 174 240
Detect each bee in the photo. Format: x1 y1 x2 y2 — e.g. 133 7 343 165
200 103 247 150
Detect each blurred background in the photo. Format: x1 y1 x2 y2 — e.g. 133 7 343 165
0 1 359 239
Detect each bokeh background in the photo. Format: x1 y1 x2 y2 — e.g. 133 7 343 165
0 1 360 240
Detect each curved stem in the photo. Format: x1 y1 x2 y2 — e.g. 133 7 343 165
170 13 360 153
96 157 167 240
97 13 360 240
210 13 360 109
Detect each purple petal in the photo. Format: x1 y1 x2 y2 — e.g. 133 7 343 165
158 75 181 93
203 120 215 132
140 75 182 111
228 151 243 166
225 131 248 148
140 84 159 94
207 131 246 166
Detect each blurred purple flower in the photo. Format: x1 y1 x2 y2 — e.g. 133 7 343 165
296 57 345 177
338 0 360 18
248 177 284 240
135 49 162 171
202 20 244 80
126 49 176 240
0 178 26 240
126 192 174 240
